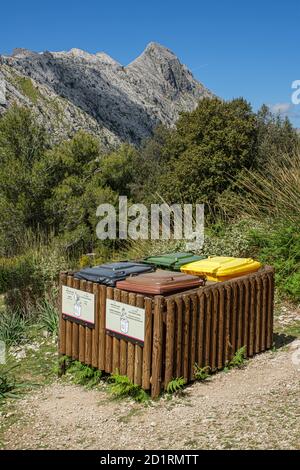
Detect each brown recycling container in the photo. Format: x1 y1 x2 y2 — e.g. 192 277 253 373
116 270 205 295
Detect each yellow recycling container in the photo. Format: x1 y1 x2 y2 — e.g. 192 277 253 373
180 256 261 282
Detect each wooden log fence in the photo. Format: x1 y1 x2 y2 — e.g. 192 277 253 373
59 266 274 398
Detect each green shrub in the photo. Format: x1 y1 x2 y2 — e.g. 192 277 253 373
226 346 247 369
37 296 59 336
166 377 186 394
194 364 211 381
0 309 29 346
67 361 102 388
108 374 149 402
0 364 30 402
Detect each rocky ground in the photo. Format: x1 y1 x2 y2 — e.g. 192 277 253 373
0 304 300 450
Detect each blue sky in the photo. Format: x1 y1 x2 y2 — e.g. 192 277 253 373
1 0 299 125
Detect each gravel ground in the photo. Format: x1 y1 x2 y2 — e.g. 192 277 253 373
1 340 300 450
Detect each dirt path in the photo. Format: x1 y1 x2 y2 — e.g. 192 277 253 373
2 340 300 450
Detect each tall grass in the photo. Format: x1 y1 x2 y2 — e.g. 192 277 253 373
220 151 300 301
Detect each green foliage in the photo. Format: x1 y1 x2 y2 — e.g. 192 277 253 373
37 296 59 335
166 377 186 394
0 255 38 295
249 223 300 301
227 346 247 369
14 76 41 104
0 310 29 346
67 361 102 388
193 364 210 381
155 98 258 206
108 373 149 402
0 365 30 402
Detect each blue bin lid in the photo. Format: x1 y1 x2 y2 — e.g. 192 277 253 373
74 261 155 287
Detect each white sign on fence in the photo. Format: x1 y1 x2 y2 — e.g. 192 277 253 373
106 299 145 344
62 285 95 325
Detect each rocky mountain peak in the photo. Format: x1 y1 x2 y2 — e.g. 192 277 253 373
0 42 213 146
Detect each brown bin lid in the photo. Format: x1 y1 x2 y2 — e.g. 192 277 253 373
116 270 204 295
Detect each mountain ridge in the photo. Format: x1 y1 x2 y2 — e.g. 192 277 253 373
0 42 213 146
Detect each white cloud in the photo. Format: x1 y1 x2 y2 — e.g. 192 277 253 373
269 102 293 114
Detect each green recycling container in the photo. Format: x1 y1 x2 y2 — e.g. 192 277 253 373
143 252 205 271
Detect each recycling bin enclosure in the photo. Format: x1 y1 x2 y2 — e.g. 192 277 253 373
181 256 262 282
116 270 205 295
59 265 274 398
74 261 155 286
143 252 205 271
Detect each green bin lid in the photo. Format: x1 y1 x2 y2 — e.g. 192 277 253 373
144 252 205 271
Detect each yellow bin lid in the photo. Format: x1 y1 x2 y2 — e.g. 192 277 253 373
180 256 261 281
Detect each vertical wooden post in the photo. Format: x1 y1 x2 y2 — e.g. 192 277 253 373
119 290 128 376
224 285 231 363
175 298 183 378
78 280 87 363
189 294 197 380
217 286 225 369
111 289 121 374
105 287 114 373
151 296 164 398
91 282 100 368
255 277 262 353
127 292 136 382
261 275 268 351
164 299 175 389
266 271 274 349
58 272 67 375
134 294 144 386
142 298 153 390
204 291 212 367
211 289 218 371
182 295 190 381
197 292 205 368
248 278 256 357
72 278 80 360
98 285 107 370
84 282 93 366
237 280 244 350
65 275 73 357
243 279 250 356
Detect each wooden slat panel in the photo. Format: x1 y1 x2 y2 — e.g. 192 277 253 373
127 292 136 382
134 294 144 386
182 296 190 381
65 275 73 357
104 287 114 373
217 286 225 369
71 278 80 360
151 296 164 398
98 285 107 370
197 292 205 368
78 280 87 363
59 273 67 355
190 294 197 380
142 298 153 390
164 299 175 389
210 289 218 371
175 298 183 377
